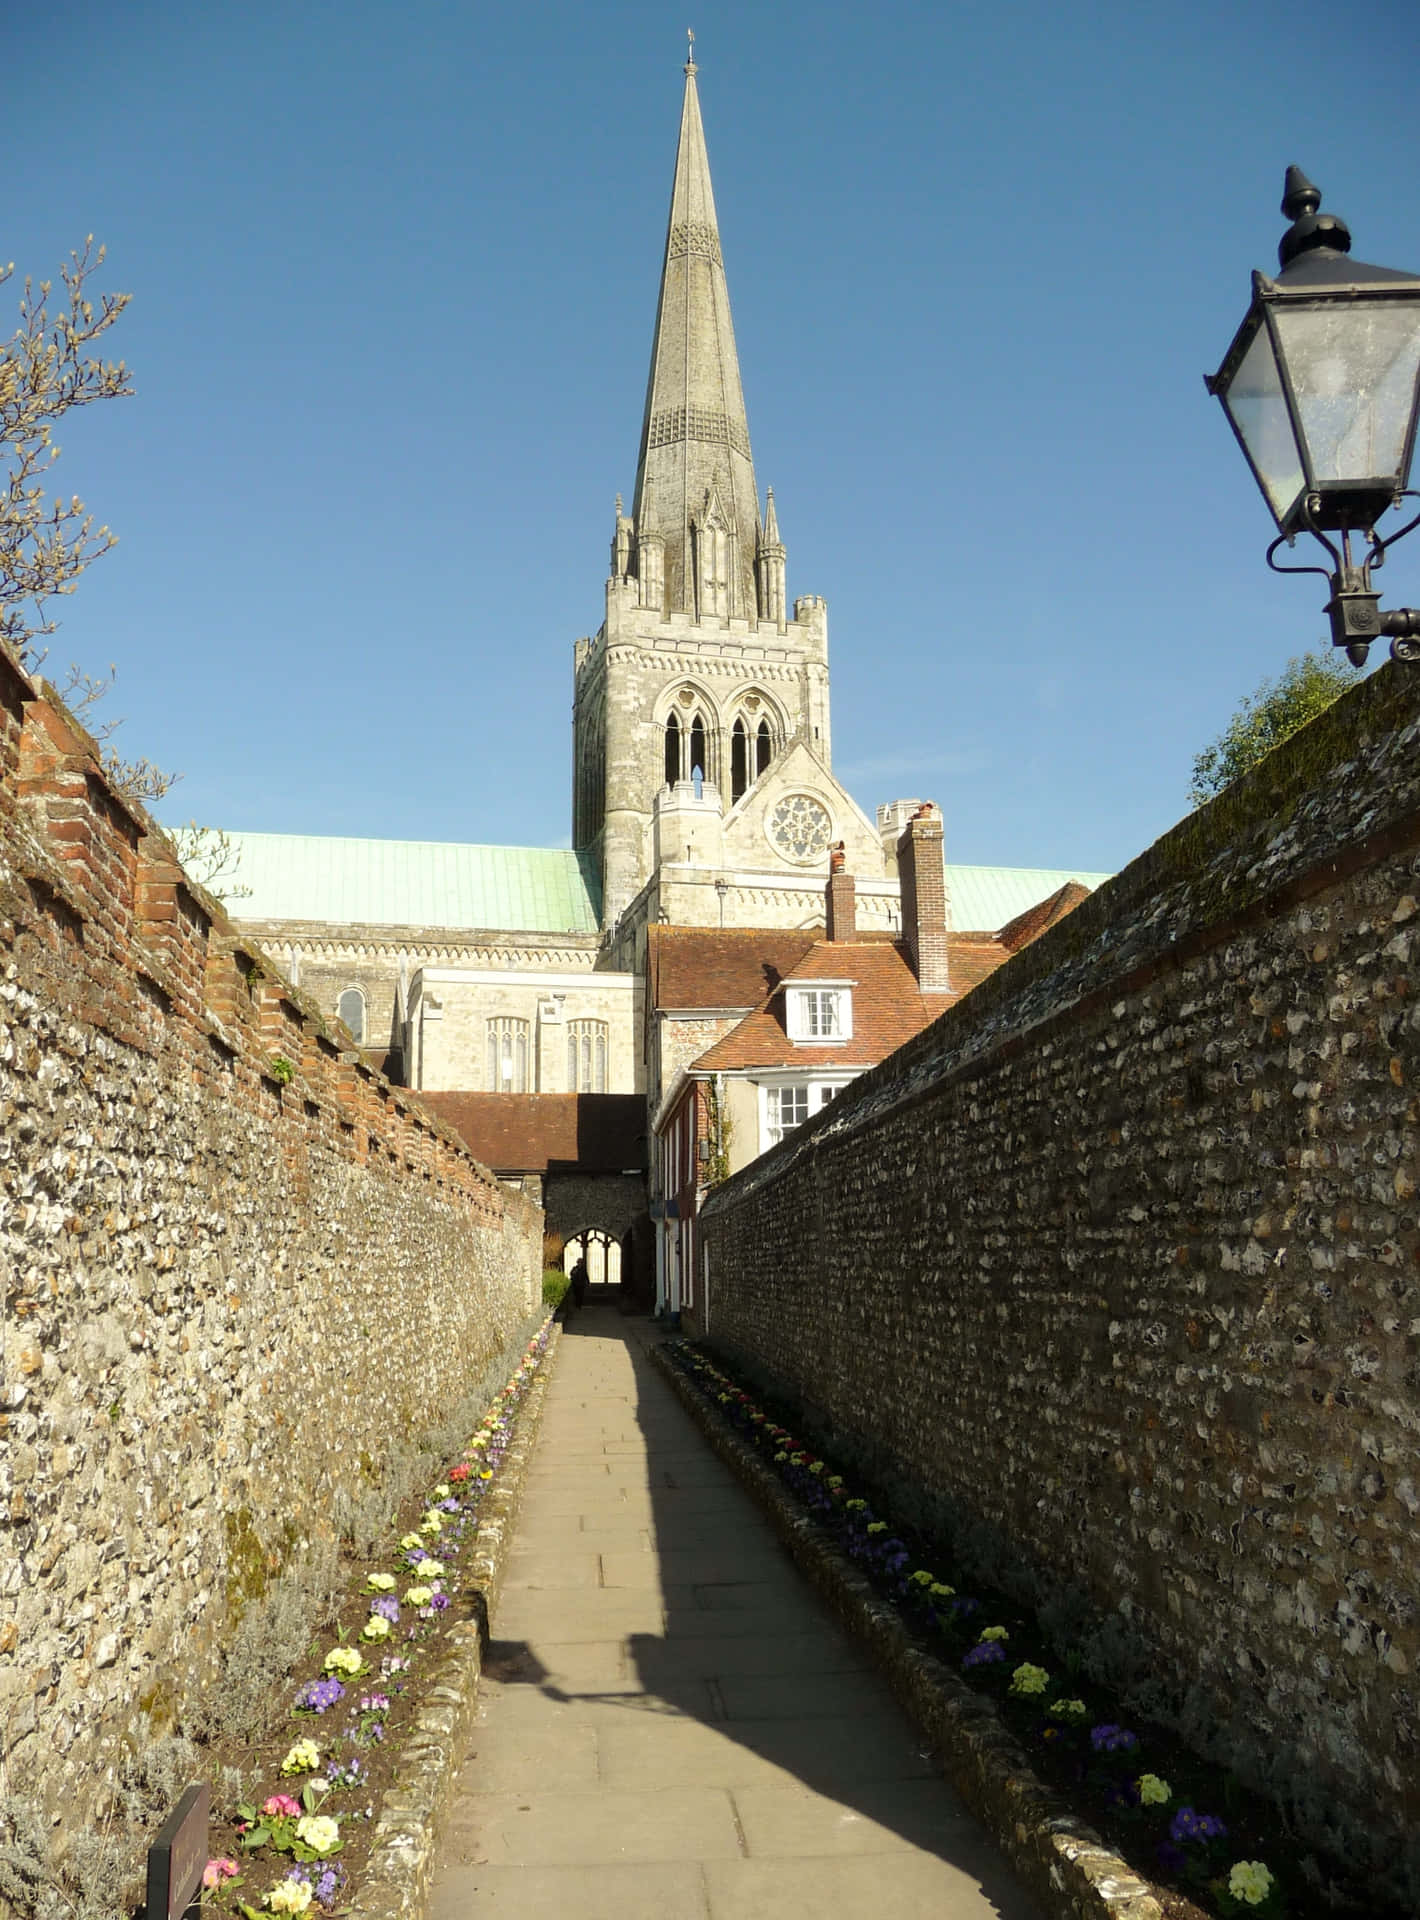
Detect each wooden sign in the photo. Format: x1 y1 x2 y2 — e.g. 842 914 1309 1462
145 1782 209 1920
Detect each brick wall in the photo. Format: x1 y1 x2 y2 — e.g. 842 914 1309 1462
700 661 1420 1891
0 647 541 1820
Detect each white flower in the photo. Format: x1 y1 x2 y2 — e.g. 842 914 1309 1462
294 1813 341 1856
433 1483 450 1499
366 1572 396 1592
420 1511 444 1535
361 1615 391 1642
404 1585 433 1607
322 1646 363 1677
417 1560 444 1580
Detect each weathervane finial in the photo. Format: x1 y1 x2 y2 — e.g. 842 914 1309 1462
685 27 696 74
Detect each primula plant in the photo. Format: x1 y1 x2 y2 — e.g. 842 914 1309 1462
198 1316 556 1917
664 1338 1312 1920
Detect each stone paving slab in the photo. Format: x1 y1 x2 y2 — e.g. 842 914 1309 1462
429 1314 1044 1920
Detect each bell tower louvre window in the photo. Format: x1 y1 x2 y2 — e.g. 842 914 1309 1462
731 719 748 801
664 711 681 786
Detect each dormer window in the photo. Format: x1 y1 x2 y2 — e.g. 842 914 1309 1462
784 980 854 1043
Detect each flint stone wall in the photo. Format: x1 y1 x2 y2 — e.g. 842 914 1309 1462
700 661 1420 1889
0 647 540 1819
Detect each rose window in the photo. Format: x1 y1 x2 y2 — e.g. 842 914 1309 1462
767 794 833 864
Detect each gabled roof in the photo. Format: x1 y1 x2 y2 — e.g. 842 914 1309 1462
419 1092 647 1174
220 830 601 934
647 923 822 1013
691 938 960 1073
997 880 1093 953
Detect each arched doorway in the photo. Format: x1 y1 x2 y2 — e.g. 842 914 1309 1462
563 1228 622 1297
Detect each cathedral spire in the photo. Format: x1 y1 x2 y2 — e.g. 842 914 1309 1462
632 53 759 619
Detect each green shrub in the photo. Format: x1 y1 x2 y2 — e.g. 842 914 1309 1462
542 1266 571 1310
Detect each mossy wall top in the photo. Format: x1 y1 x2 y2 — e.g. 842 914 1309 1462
0 645 541 1818
700 660 1420 1882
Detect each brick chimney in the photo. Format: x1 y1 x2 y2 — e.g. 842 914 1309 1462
897 804 949 990
826 842 855 942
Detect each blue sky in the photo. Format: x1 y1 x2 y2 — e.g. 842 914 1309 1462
10 0 1420 875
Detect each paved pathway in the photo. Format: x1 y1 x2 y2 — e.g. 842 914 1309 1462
430 1312 1043 1919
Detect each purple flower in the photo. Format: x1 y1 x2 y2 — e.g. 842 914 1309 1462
1169 1806 1227 1843
358 1692 390 1714
962 1641 1007 1669
369 1596 400 1622
1089 1723 1139 1754
950 1596 980 1619
439 1498 461 1512
312 1861 347 1908
293 1678 346 1713
429 1591 451 1612
1156 1840 1188 1875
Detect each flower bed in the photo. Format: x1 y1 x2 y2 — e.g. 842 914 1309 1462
197 1316 556 1918
663 1340 1397 1920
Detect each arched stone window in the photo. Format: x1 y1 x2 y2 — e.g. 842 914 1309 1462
486 1017 530 1092
567 1019 608 1092
689 713 707 784
731 718 749 801
756 718 772 777
664 711 681 786
337 987 366 1044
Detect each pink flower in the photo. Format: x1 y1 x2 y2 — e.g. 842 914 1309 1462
202 1857 239 1888
262 1793 302 1818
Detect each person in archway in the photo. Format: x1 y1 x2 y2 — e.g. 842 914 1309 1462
570 1256 589 1310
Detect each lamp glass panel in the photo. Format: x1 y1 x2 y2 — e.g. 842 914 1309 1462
1221 322 1305 523
1273 299 1420 486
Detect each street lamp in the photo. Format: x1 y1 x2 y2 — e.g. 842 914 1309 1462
1206 168 1420 665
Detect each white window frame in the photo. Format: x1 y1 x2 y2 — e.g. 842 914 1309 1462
784 981 853 1044
759 1077 846 1152
566 1019 608 1092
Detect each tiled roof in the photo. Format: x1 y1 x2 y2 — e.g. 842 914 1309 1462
945 863 1112 933
220 830 601 934
997 880 1093 954
691 938 1006 1073
648 924 821 1012
419 1093 647 1173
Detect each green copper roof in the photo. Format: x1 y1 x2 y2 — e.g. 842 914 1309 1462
945 864 1113 932
220 831 602 934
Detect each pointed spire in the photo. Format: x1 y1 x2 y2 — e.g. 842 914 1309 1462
632 54 759 618
762 484 781 547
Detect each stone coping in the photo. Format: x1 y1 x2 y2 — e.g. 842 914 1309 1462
650 1340 1164 1920
346 1322 562 1920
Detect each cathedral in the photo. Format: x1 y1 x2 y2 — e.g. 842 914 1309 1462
225 56 1107 1297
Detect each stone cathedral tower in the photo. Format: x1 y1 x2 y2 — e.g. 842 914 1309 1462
573 52 892 951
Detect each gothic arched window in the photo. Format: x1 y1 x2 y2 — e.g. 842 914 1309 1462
689 713 707 786
756 718 772 776
731 719 749 802
664 711 681 786
487 1017 530 1092
567 1020 608 1092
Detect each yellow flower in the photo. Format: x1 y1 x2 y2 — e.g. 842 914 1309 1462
294 1813 341 1856
405 1585 433 1607
929 1582 955 1599
279 1737 320 1775
432 1483 450 1500
400 1533 423 1551
1009 1663 1049 1696
1137 1773 1171 1806
266 1882 312 1915
1228 1862 1274 1906
416 1560 444 1580
420 1511 444 1535
979 1625 1009 1643
479 1469 493 1480
361 1615 391 1642
322 1646 364 1677
366 1572 396 1592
